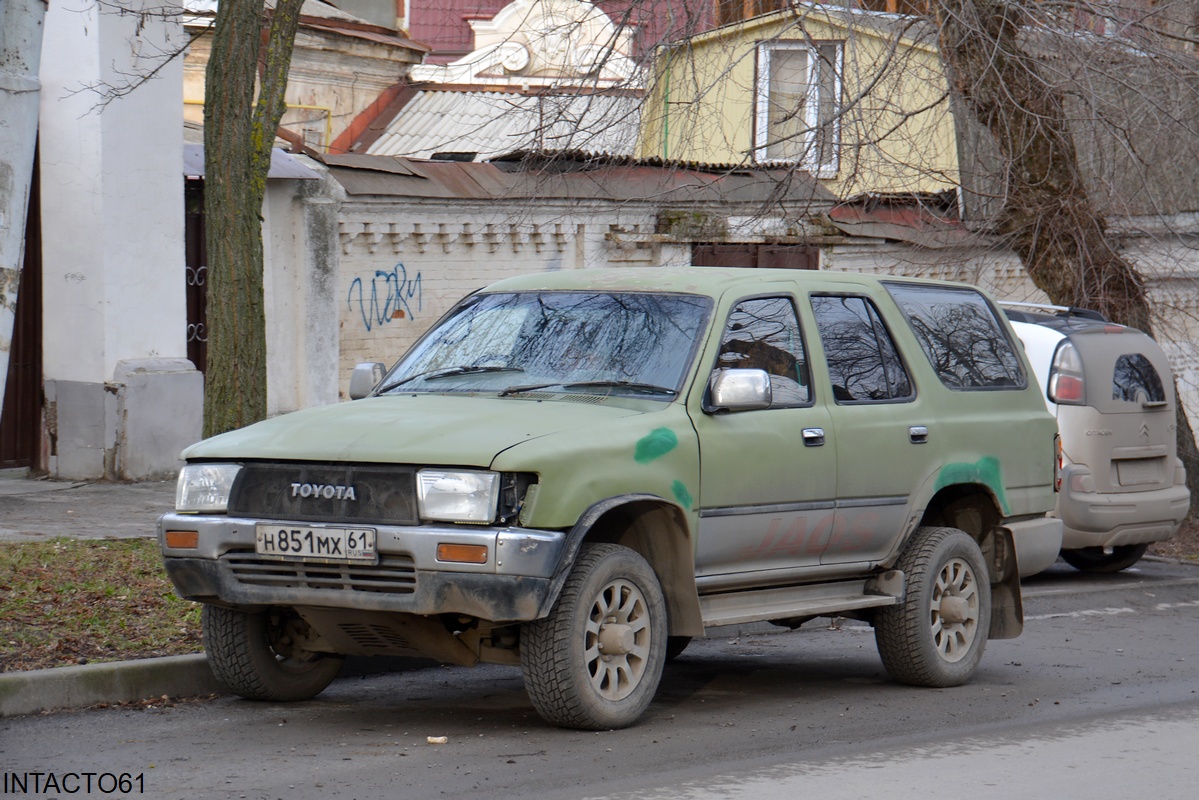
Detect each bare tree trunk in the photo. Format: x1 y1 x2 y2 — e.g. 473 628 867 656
933 0 1199 512
203 0 304 438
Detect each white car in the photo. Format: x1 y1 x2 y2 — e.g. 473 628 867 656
1007 305 1190 573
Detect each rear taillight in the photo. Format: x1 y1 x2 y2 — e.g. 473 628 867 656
1047 341 1085 404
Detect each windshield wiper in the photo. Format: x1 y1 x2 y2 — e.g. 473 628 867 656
376 365 524 394
499 380 677 397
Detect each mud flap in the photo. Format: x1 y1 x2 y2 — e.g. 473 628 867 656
981 526 1023 639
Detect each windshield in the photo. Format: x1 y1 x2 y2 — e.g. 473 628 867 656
379 291 713 398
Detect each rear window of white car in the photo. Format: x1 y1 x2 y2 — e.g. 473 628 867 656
1113 353 1165 403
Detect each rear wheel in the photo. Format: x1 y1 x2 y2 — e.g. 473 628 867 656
203 605 344 702
874 527 991 687
520 543 667 730
1060 543 1150 574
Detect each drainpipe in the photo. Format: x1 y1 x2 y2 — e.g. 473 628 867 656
0 0 47 414
661 48 672 161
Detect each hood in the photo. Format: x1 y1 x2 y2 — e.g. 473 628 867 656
183 393 653 467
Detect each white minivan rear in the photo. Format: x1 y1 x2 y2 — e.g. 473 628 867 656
1008 308 1190 573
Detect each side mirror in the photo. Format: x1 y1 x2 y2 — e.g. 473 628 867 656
349 362 386 399
708 369 772 412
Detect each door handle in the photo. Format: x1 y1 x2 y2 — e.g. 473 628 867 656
803 428 825 447
910 426 929 444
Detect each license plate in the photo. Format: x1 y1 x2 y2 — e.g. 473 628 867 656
255 524 377 563
1116 458 1163 487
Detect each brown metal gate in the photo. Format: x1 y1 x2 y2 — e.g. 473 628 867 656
0 150 43 469
692 243 819 270
185 179 208 376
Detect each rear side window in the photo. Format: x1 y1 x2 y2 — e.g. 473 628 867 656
885 283 1024 390
811 295 913 403
1113 353 1165 403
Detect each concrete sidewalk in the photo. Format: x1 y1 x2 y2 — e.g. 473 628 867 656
0 475 175 541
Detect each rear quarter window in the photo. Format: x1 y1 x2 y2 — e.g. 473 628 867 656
884 282 1025 390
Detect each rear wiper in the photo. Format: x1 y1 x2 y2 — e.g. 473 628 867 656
376 365 523 394
499 380 677 397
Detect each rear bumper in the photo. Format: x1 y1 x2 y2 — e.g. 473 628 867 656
1058 481 1190 550
1004 516 1064 577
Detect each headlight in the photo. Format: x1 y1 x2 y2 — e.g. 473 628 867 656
176 464 242 513
417 469 499 523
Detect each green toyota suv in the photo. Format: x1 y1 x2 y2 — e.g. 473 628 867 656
160 268 1062 729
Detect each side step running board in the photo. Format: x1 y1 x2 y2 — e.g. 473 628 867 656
699 572 904 630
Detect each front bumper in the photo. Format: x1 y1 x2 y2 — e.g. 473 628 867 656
158 512 566 622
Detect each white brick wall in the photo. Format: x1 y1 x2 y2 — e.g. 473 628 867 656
333 202 682 398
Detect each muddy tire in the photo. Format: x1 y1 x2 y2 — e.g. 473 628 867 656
520 543 667 730
1060 544 1150 574
202 605 344 702
874 527 991 687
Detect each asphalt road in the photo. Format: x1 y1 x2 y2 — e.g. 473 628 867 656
4 558 1199 799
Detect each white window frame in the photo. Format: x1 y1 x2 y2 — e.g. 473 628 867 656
753 40 843 178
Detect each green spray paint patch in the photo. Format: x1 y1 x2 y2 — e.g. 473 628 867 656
936 456 1009 514
672 480 693 509
635 428 678 464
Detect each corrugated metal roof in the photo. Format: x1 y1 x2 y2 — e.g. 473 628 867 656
324 153 836 207
322 154 422 176
401 159 523 197
828 201 987 248
183 144 322 180
364 88 642 160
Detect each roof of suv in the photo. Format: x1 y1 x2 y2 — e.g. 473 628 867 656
482 266 985 296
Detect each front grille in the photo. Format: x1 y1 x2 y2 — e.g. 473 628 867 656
229 462 418 525
224 550 417 595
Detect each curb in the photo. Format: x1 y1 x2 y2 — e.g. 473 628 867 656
0 654 222 718
0 653 448 718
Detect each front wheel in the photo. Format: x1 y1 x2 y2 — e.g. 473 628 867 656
520 543 668 730
1060 544 1150 574
874 526 991 687
203 605 344 702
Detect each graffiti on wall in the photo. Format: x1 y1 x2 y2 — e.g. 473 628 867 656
348 263 423 331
